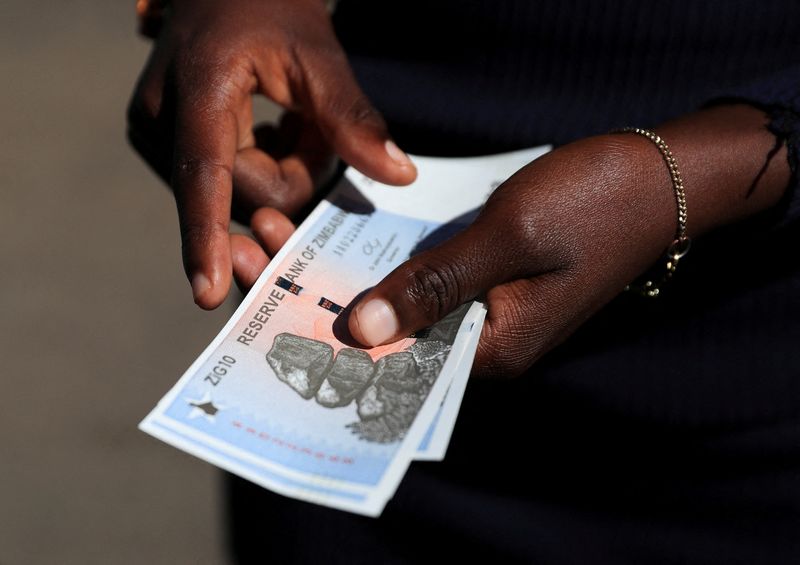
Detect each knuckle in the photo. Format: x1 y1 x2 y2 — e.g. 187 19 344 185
310 80 380 128
293 44 385 134
174 156 232 180
476 326 541 379
174 48 251 108
474 284 548 379
172 158 233 201
337 96 382 128
402 261 462 321
483 189 578 273
180 218 228 248
479 194 538 256
506 212 537 247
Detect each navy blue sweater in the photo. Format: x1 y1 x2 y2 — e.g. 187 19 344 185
229 2 800 563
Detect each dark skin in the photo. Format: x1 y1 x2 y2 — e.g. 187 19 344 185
128 0 790 379
127 0 417 308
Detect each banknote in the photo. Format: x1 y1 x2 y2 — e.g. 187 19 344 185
140 145 550 516
414 305 485 461
142 315 484 510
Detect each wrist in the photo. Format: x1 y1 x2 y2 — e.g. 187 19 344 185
572 133 679 262
581 104 790 295
653 104 791 237
606 129 692 295
516 134 680 291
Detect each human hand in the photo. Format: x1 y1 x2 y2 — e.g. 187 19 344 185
229 207 296 295
345 105 790 378
343 136 675 377
127 0 417 309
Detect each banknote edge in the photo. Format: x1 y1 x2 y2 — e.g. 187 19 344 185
413 306 486 461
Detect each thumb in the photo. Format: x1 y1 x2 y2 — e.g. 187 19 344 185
348 219 518 347
300 54 417 186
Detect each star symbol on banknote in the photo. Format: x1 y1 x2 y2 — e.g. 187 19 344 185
186 392 223 423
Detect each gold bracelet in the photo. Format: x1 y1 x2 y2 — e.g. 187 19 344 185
611 127 691 297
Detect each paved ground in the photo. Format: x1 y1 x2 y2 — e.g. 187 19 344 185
0 2 278 563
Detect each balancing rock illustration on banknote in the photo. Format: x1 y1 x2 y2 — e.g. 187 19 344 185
265 304 470 443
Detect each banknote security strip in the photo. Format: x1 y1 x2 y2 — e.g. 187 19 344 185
275 276 303 296
139 145 550 516
318 297 345 315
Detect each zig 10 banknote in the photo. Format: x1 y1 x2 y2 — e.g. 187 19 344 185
140 145 550 516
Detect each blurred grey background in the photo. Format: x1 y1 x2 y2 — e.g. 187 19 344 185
0 2 276 563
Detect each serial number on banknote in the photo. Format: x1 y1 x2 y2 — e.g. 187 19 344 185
331 214 370 258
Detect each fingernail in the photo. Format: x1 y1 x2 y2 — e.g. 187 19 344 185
191 273 212 301
355 298 399 346
385 140 413 167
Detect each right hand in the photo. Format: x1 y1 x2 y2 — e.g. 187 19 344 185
127 0 417 309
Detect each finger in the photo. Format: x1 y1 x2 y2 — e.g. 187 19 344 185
348 217 524 347
472 272 579 379
127 41 170 135
284 49 417 186
232 117 337 222
231 234 269 293
280 114 339 190
251 207 295 257
233 147 325 219
232 147 300 219
171 76 242 309
127 125 172 185
127 43 173 183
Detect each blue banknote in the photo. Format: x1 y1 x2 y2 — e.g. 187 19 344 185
140 146 549 515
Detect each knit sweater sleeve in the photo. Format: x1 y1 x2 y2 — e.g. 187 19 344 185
706 64 800 227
